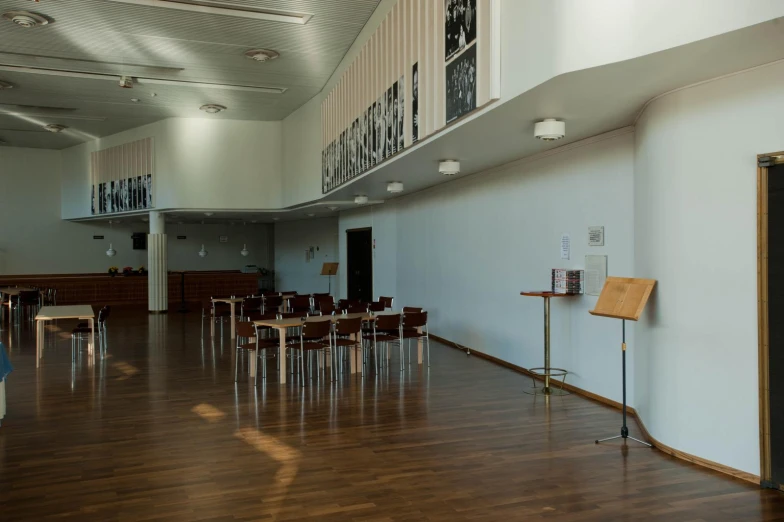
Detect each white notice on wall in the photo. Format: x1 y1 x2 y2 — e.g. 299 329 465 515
585 255 608 296
560 234 571 260
589 226 605 246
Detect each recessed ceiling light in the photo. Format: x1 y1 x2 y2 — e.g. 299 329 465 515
130 98 140 103
150 92 157 97
245 49 280 62
119 76 133 88
0 79 14 90
43 124 67 133
354 195 369 205
199 104 226 114
327 206 339 211
204 212 214 216
272 217 280 221
2 10 52 28
105 0 313 25
306 213 316 217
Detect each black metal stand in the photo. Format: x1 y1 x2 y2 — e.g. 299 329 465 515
177 272 189 313
595 320 651 447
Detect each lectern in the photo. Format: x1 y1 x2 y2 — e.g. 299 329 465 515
321 262 339 295
590 276 656 446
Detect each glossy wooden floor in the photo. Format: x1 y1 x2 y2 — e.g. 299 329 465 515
1 308 783 521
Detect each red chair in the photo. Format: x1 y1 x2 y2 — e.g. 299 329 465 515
400 312 430 368
363 313 401 372
235 321 278 385
288 319 332 386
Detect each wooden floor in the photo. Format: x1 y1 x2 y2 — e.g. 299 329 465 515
1 307 783 521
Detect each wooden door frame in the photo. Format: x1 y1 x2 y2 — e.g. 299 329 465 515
758 151 784 487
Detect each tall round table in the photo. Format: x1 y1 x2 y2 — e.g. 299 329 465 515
520 291 575 396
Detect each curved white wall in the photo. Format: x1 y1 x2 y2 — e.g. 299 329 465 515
634 60 784 476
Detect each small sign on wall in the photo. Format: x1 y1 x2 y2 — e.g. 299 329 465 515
177 235 187 240
589 226 605 246
219 235 228 243
93 235 104 240
560 234 571 260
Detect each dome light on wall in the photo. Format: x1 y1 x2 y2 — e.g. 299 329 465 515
387 182 404 193
354 195 368 204
534 119 566 141
439 160 460 176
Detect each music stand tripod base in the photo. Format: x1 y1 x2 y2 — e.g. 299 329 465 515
523 367 569 396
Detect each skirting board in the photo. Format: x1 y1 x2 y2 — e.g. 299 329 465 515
431 334 761 486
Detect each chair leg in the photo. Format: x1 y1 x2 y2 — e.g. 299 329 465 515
427 335 431 367
234 347 240 382
300 348 305 387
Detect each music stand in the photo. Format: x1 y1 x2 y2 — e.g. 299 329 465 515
590 276 656 447
321 262 339 295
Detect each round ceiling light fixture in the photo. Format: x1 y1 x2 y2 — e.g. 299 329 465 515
272 217 280 221
2 11 52 28
306 213 316 217
199 104 227 114
130 98 140 103
327 206 339 211
438 160 460 176
43 124 67 133
0 79 14 90
244 49 280 62
354 195 369 205
198 244 209 258
387 181 404 193
204 212 214 217
240 244 250 257
534 118 566 141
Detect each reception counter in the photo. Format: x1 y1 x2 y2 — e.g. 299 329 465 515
0 271 258 306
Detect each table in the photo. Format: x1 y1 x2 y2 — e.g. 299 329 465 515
520 291 575 396
212 297 245 340
254 311 404 384
35 305 95 368
0 287 37 319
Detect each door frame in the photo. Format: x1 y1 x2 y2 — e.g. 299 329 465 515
345 227 373 301
757 151 784 487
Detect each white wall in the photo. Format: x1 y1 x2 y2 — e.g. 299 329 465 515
281 96 323 207
274 217 339 294
338 202 398 302
633 60 784 476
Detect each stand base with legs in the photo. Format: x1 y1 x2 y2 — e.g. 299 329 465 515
594 319 651 447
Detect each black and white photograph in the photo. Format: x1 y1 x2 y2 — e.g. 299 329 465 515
103 182 110 213
446 43 477 124
445 0 477 60
372 101 379 165
131 177 137 208
349 121 355 177
354 118 360 175
92 185 96 215
111 181 118 213
377 95 385 161
137 175 143 208
412 63 419 142
98 184 103 214
145 174 152 208
398 75 405 152
392 82 399 155
386 87 393 158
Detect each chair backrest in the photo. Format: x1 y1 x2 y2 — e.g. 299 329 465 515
290 295 311 309
335 316 362 336
235 321 256 340
262 291 280 297
320 301 336 315
403 306 423 313
403 311 428 329
103 305 111 320
263 295 283 309
244 312 263 322
277 312 303 320
301 319 331 339
368 301 384 312
375 313 401 330
19 290 39 304
278 291 297 296
338 299 359 310
211 298 230 311
379 296 394 309
243 296 262 312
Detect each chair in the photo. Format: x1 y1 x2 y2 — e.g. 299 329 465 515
202 298 231 336
15 290 40 322
72 306 108 356
363 313 401 372
344 303 369 314
400 312 430 368
289 295 312 314
288 319 332 386
403 307 423 313
368 301 385 312
333 316 363 377
241 296 262 318
379 296 394 309
319 300 337 316
234 321 278 385
262 294 283 314
338 299 360 310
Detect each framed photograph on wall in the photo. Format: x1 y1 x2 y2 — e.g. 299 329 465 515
412 63 419 142
446 43 477 124
398 75 405 151
386 87 393 158
445 0 477 60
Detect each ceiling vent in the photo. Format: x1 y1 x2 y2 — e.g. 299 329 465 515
245 49 280 62
2 11 52 28
0 79 14 90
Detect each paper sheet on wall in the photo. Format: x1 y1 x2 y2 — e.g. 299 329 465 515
560 234 570 260
585 255 608 296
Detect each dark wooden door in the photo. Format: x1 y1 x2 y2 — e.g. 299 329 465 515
769 163 784 487
347 228 373 302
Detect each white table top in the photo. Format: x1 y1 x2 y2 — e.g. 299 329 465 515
0 287 37 296
213 297 245 304
36 305 95 321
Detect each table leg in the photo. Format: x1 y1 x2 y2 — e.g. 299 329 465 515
349 333 358 374
544 296 551 392
89 318 95 356
36 319 42 368
278 328 287 384
230 303 237 340
210 309 215 338
417 327 423 364
250 341 257 378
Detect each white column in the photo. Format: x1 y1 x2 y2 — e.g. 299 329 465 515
148 211 168 313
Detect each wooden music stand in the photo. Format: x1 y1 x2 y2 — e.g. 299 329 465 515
321 262 339 295
590 276 656 447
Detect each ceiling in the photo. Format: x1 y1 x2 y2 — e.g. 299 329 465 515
0 0 381 149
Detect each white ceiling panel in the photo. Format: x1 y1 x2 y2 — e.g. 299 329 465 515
0 0 382 148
